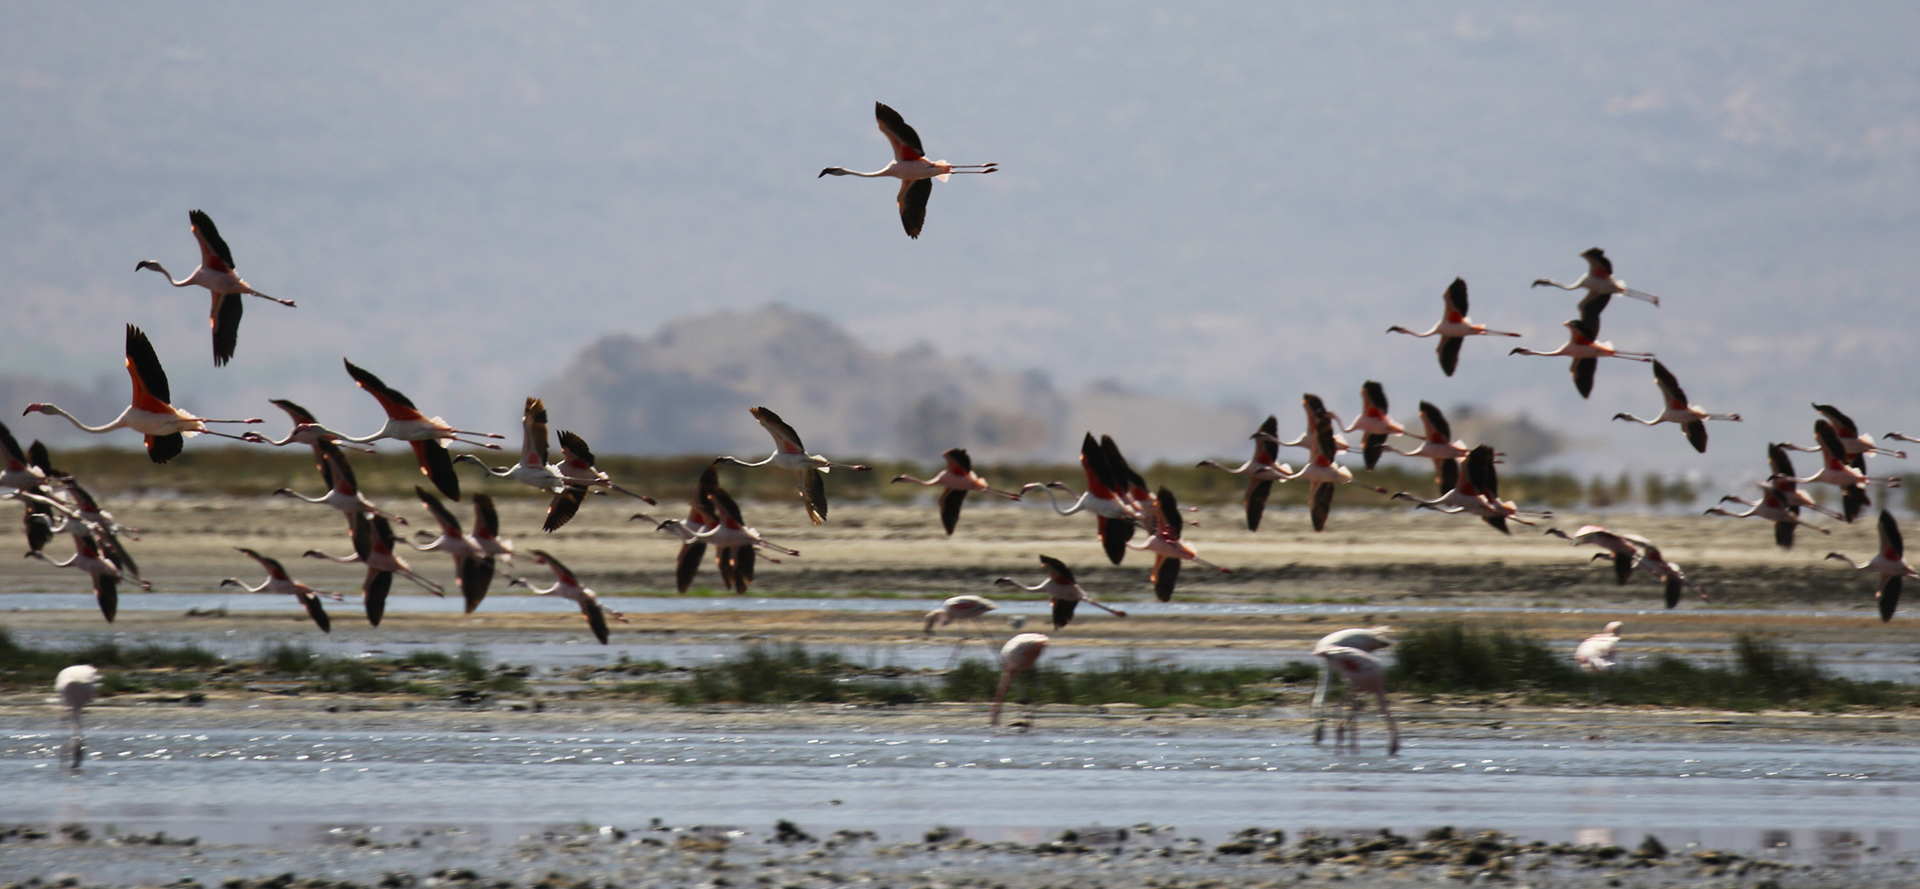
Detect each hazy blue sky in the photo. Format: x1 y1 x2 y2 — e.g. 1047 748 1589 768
4 3 1916 484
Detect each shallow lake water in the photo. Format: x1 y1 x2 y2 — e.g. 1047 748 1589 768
3 723 1917 862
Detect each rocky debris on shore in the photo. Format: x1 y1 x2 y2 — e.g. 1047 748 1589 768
0 820 1871 889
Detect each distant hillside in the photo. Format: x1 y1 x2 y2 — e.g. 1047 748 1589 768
540 305 1258 461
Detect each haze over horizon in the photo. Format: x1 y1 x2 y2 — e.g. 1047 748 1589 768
4 4 1917 487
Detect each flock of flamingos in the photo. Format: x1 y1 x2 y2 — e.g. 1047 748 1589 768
10 104 1919 761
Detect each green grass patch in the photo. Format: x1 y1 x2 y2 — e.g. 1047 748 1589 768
0 627 220 688
941 655 1313 709
1389 621 1920 711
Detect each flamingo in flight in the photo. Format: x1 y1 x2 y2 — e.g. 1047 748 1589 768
457 397 567 492
545 429 656 531
631 467 723 593
989 633 1049 727
24 325 264 463
1385 278 1521 376
1705 445 1830 548
1197 416 1294 531
273 439 410 530
714 406 871 525
673 487 800 594
1310 626 1392 745
1788 420 1902 524
510 550 628 644
1271 393 1352 456
242 399 373 452
1624 539 1705 609
1532 247 1661 310
220 547 341 633
1315 646 1399 755
135 210 296 366
892 447 1022 535
1128 487 1231 601
30 487 150 593
340 359 503 502
408 486 495 613
26 531 124 622
1826 510 1917 622
1611 360 1741 453
1544 525 1641 585
1393 445 1544 534
1781 404 1907 463
995 554 1128 630
467 493 514 566
1390 401 1472 495
1509 318 1653 398
1021 433 1149 564
305 513 443 626
1341 381 1406 470
819 102 996 239
54 664 99 769
923 594 1001 667
1269 408 1389 532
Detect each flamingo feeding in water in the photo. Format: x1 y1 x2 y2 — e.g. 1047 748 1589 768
923 594 1001 666
1385 278 1522 376
819 102 997 239
891 447 1022 535
989 633 1049 727
994 554 1128 630
23 325 264 463
1611 361 1741 453
54 664 99 769
340 359 504 501
714 406 871 525
135 210 296 366
1310 626 1392 745
1825 510 1917 622
1315 645 1399 755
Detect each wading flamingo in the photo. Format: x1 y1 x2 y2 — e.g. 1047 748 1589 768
989 633 1049 727
23 325 264 463
819 102 996 238
54 664 99 769
135 210 295 366
1574 620 1623 705
923 594 1001 667
1315 646 1399 755
1310 627 1392 745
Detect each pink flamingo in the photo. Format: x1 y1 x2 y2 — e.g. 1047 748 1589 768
1197 415 1295 531
1509 318 1653 399
24 325 264 463
304 514 443 626
1315 646 1399 755
1611 361 1741 453
1532 247 1661 308
1021 433 1147 565
989 633 1049 727
1826 510 1917 622
923 594 1002 667
273 439 410 530
1311 627 1392 744
1341 381 1407 470
221 547 341 632
1386 278 1521 376
135 209 295 366
26 531 123 622
714 406 871 525
510 550 628 643
54 664 99 769
892 447 1022 535
1390 402 1472 495
341 360 504 501
1543 525 1641 585
243 399 374 452
819 102 996 239
408 486 495 613
1128 488 1231 600
994 554 1128 630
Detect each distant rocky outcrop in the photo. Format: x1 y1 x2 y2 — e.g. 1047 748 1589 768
539 305 1257 462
